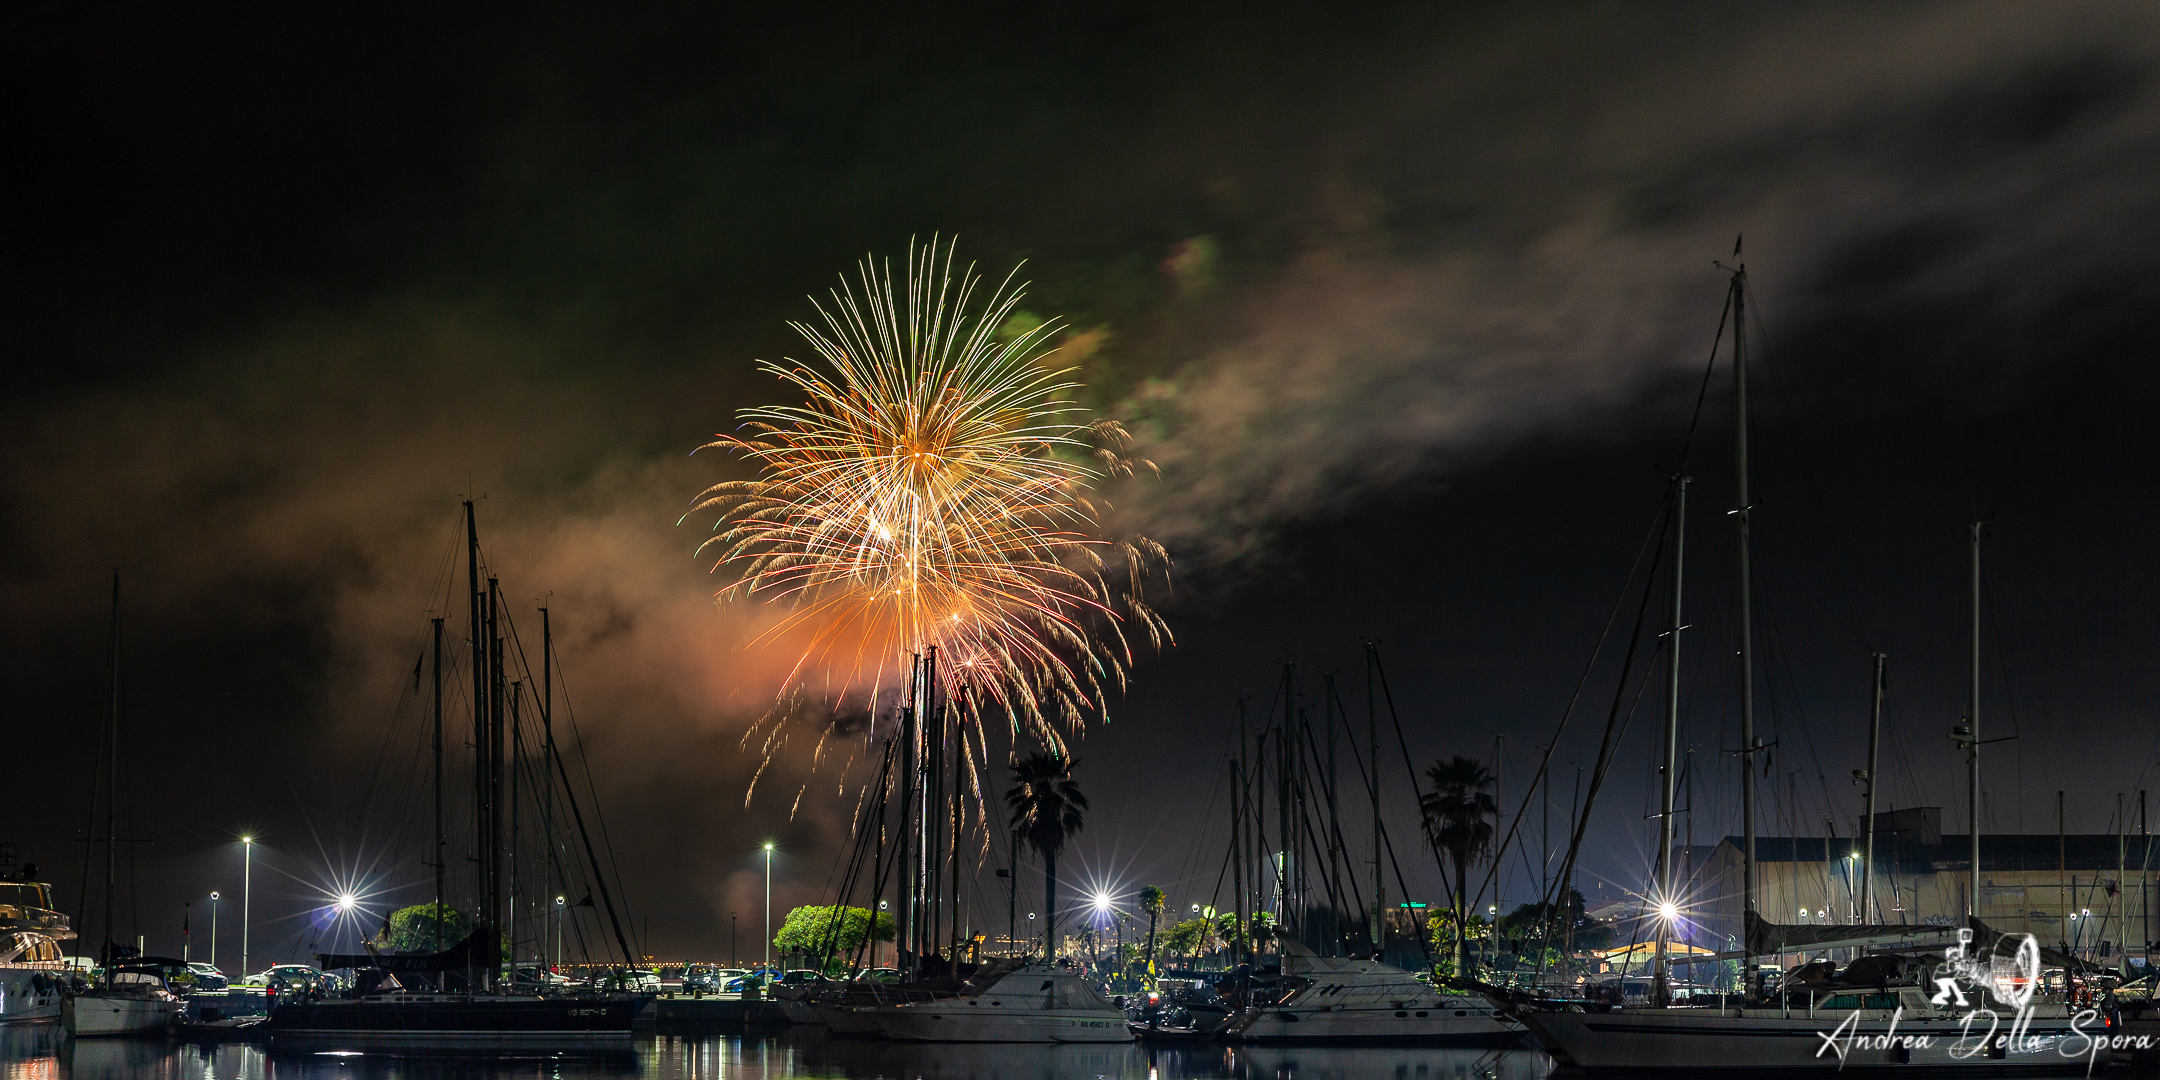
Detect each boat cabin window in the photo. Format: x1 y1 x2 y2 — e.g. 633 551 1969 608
0 933 61 963
0 884 49 911
1819 993 1898 1010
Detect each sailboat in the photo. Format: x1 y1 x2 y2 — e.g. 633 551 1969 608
261 502 649 1047
1504 254 2087 1072
61 575 185 1038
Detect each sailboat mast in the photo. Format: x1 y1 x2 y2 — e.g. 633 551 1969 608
949 684 964 966
510 680 522 968
1278 664 1293 931
1367 645 1383 958
105 573 120 966
1655 475 1686 1005
1967 522 1982 919
1731 263 1761 975
1860 653 1884 922
432 616 445 956
1230 756 1245 969
465 500 486 983
1324 673 1341 955
489 577 506 986
542 606 554 961
896 659 916 972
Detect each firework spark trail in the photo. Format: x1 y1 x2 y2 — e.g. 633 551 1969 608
685 237 1170 791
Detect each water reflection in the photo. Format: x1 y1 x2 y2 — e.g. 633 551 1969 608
1 1024 1557 1079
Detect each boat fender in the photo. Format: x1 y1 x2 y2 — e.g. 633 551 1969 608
1896 1044 1911 1065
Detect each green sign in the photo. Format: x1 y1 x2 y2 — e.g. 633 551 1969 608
1398 902 1428 909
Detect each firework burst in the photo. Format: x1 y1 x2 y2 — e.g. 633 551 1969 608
686 237 1169 768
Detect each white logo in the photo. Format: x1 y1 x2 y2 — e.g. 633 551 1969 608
1927 928 2038 1010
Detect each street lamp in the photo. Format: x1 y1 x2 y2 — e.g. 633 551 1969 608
209 892 220 970
241 837 254 976
555 895 566 971
768 842 786 972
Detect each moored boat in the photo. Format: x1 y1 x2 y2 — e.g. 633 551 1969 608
1227 944 1522 1045
63 965 183 1037
0 867 72 1026
868 963 1132 1043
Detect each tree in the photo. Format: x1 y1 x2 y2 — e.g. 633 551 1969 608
1164 916 1222 966
375 902 470 954
1211 910 1272 959
1138 885 1166 976
772 905 895 972
1422 907 1490 978
1006 752 1087 955
1419 756 1496 979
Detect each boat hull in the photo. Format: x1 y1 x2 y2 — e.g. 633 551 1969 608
0 967 64 1025
263 994 647 1047
1232 997 1523 1045
876 1004 1134 1042
1516 1005 2086 1073
818 1003 886 1035
62 993 181 1037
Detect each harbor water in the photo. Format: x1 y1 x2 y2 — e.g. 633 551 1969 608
2 1025 1560 1079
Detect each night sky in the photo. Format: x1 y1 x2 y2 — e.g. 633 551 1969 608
6 2 2158 965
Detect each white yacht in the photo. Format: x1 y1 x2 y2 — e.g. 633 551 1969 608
0 869 73 1025
870 963 1133 1042
1224 944 1523 1045
62 969 182 1037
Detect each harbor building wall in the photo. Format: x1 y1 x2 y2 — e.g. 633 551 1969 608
1681 807 2158 968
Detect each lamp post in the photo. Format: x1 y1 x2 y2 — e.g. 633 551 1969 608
763 843 775 970
241 837 254 976
555 895 565 971
183 902 191 962
209 892 220 970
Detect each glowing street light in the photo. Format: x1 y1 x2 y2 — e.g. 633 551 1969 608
209 891 220 970
763 842 776 969
336 893 356 913
242 837 255 976
1657 901 1680 923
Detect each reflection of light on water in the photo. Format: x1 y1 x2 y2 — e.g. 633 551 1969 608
314 1049 364 1056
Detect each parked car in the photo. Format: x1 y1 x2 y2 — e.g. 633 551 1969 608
587 966 660 993
508 964 570 992
178 962 229 992
259 964 336 995
682 965 727 994
722 969 776 994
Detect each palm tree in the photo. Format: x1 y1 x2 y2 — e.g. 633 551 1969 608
1138 885 1166 977
1419 755 1496 978
1006 752 1088 957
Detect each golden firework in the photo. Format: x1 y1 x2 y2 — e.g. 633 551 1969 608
687 238 1168 755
